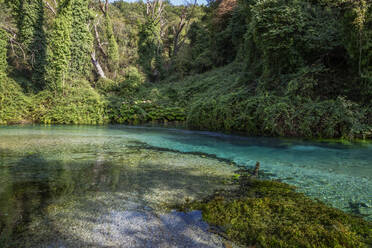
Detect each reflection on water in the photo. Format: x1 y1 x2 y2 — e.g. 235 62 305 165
0 131 237 247
0 153 102 244
0 125 371 246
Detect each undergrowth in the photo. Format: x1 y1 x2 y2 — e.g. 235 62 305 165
0 75 31 124
1 64 371 140
140 64 372 140
32 80 107 124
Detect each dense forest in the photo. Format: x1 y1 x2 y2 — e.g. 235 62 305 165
0 0 371 140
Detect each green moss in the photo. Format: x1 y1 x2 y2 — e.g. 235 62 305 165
183 177 372 248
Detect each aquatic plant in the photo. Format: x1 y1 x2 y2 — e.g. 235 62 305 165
181 175 372 247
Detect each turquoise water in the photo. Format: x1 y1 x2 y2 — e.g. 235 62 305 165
0 125 371 245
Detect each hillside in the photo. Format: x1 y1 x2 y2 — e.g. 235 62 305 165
0 0 371 139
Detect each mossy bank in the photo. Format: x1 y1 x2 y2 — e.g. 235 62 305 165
175 171 372 248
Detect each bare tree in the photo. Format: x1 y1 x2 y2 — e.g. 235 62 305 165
89 14 107 79
91 50 106 78
170 0 197 58
146 0 165 24
89 0 113 79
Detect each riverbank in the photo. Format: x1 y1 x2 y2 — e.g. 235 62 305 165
1 64 371 140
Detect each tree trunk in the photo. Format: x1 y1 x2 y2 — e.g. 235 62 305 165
91 51 106 78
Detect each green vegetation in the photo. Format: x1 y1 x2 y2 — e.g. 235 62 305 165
177 174 372 247
136 64 371 139
0 1 371 247
105 16 120 74
0 0 370 139
44 0 73 92
70 0 93 77
5 0 46 86
0 28 7 74
32 80 107 124
0 76 31 124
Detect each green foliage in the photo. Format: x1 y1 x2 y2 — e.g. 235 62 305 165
123 66 145 87
94 77 118 94
93 67 144 95
70 0 93 77
187 22 213 73
6 0 46 86
0 75 31 124
141 64 371 139
0 0 371 141
30 0 47 86
138 20 163 81
117 66 145 95
0 28 7 74
108 100 186 125
105 16 119 74
32 80 107 124
44 0 73 92
184 177 372 248
249 0 305 77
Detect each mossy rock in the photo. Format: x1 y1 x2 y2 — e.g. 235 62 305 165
182 177 372 248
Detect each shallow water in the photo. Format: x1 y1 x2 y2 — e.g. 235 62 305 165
0 125 371 246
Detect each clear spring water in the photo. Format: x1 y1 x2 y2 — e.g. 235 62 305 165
0 125 371 245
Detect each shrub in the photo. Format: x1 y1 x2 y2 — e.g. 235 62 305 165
108 100 186 125
93 77 118 93
0 75 31 124
32 79 107 124
118 66 145 95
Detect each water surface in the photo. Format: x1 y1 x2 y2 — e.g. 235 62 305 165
0 125 371 246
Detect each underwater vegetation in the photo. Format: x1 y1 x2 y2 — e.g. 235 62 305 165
178 171 372 248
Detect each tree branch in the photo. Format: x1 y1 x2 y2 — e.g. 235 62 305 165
91 51 106 78
99 0 109 15
43 0 56 16
1 26 26 61
93 23 107 58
